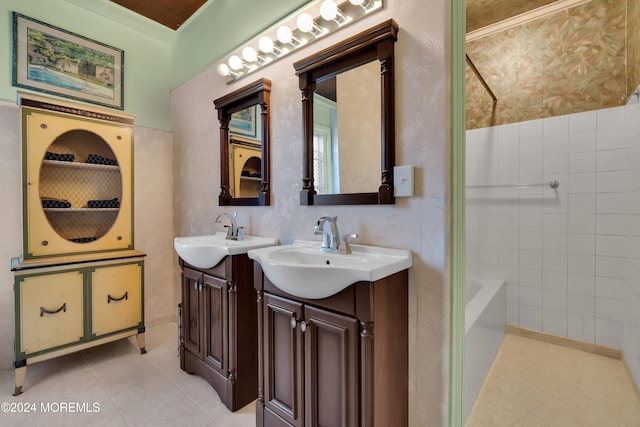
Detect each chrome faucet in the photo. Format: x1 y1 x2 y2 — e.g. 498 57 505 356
215 212 244 240
314 216 358 254
315 216 340 252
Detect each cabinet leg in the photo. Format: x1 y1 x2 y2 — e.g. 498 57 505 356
137 327 147 354
13 361 27 396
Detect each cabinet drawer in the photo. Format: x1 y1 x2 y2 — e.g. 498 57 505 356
91 263 142 336
18 271 84 356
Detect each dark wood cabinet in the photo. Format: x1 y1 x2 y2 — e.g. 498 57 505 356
179 254 257 411
255 267 408 427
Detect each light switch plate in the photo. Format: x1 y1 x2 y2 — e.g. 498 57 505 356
394 165 414 197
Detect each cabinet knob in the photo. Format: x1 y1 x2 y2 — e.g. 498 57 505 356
291 317 297 329
300 321 307 332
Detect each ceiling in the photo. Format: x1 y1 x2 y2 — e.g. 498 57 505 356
109 0 208 30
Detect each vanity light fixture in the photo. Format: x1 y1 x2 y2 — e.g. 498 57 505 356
320 0 351 24
216 0 384 83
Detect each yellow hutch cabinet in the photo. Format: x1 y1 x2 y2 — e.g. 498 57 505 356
11 93 145 396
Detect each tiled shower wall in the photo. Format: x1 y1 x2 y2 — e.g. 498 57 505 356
466 105 639 358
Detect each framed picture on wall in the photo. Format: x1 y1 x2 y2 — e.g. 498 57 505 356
229 105 257 138
12 12 124 110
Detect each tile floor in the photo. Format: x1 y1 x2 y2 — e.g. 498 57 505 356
0 322 256 427
466 333 640 426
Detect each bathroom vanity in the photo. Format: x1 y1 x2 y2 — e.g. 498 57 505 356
11 93 145 396
250 241 410 427
179 255 259 411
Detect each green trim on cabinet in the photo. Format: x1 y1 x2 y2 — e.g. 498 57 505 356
13 266 87 361
450 0 466 426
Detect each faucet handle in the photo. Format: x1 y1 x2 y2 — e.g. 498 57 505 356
236 226 245 241
339 233 358 254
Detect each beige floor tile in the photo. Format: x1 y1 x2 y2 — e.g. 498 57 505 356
467 333 640 427
0 322 256 427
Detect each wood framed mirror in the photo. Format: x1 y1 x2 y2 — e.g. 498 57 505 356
295 19 399 205
214 78 271 206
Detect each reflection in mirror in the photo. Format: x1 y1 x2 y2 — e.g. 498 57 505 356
214 78 271 206
313 60 381 195
295 19 398 205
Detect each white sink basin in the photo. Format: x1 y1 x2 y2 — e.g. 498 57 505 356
247 240 412 299
174 232 278 269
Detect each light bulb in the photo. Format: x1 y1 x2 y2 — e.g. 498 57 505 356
216 63 230 77
297 13 314 33
320 0 338 21
228 55 243 71
258 36 274 53
242 46 258 63
276 25 292 44
349 0 365 4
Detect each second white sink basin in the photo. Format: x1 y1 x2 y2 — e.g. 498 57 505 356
174 232 278 269
247 240 412 299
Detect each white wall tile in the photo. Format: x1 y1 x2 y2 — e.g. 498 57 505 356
569 294 595 316
597 149 627 172
544 115 569 136
543 213 568 233
597 171 626 192
520 231 543 251
499 123 520 142
520 156 543 176
595 298 624 321
568 274 596 296
520 286 542 307
543 232 568 253
569 130 596 153
595 256 624 279
543 251 568 273
568 172 596 193
542 309 568 333
498 212 519 231
543 290 567 311
543 271 568 292
596 192 627 213
520 212 543 232
520 268 543 288
569 110 597 133
596 127 626 150
520 119 544 138
520 250 542 269
520 305 542 330
520 137 544 157
595 318 623 348
569 152 596 174
595 277 624 300
568 234 596 255
597 106 625 130
507 302 520 324
568 254 595 275
596 214 629 235
595 235 626 257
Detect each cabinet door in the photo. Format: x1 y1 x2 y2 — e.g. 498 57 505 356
263 294 304 427
90 262 143 337
304 306 359 427
182 268 203 358
203 274 228 377
16 270 85 357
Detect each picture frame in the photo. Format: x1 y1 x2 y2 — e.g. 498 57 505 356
229 105 257 138
12 12 124 110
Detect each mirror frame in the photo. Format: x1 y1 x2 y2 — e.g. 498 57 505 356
294 19 399 205
214 78 271 206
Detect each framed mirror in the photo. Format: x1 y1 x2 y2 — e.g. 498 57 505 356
214 78 271 206
294 19 399 205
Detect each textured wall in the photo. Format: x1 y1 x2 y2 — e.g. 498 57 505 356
629 0 640 96
466 0 628 130
466 0 554 32
171 0 450 424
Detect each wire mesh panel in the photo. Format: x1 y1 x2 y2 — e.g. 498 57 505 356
38 129 122 243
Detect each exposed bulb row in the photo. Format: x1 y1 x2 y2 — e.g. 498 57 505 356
217 0 379 79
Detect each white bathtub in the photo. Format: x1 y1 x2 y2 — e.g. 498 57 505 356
464 277 506 421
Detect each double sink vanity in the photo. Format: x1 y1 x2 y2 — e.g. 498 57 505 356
176 18 408 427
175 214 412 426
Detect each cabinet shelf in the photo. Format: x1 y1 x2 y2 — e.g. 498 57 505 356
42 159 119 171
43 208 119 212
